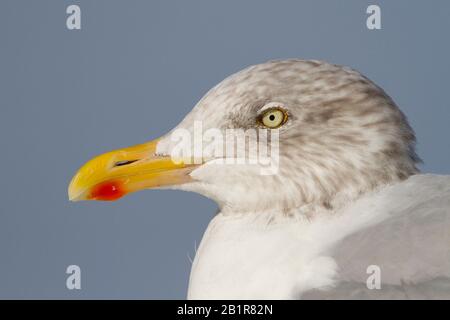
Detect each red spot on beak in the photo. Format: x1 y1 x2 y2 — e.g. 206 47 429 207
90 180 125 201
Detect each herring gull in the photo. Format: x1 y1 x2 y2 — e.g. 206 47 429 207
68 59 450 299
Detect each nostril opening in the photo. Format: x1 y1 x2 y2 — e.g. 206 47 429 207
113 159 139 167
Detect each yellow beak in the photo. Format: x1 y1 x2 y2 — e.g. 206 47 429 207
68 138 199 201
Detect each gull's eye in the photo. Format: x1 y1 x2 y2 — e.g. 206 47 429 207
260 108 288 129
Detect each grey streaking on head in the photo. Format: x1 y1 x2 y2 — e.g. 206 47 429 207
158 59 421 215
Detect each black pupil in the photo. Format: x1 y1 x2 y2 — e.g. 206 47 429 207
269 114 275 121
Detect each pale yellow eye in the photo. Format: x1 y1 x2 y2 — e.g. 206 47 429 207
260 108 288 128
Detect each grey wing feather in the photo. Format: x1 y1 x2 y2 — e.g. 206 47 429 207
303 174 450 299
302 278 450 299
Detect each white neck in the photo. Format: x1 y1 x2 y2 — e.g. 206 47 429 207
187 193 391 299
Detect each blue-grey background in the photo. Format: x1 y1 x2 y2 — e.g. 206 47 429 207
0 0 449 299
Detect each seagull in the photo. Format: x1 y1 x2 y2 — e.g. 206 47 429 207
68 59 450 299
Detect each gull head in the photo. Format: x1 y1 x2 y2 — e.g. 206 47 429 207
68 60 420 214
